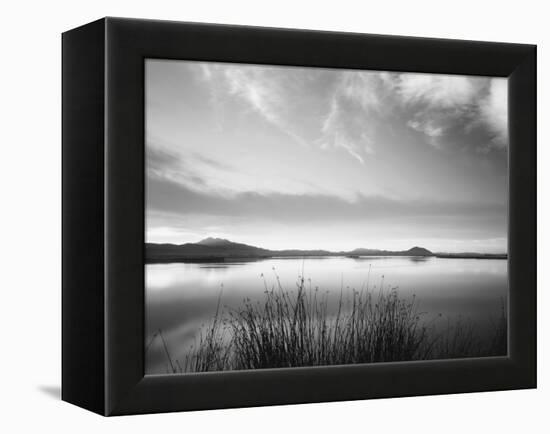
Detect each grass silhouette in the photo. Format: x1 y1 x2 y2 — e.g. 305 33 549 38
152 269 508 373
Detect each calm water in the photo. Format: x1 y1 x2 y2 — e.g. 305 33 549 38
145 256 507 374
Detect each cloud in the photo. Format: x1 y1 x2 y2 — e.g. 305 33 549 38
320 99 366 164
198 64 508 160
319 71 508 159
224 68 282 125
319 71 386 163
339 71 383 111
200 64 389 164
395 73 481 108
199 63 309 147
392 73 507 152
147 175 506 225
146 141 235 194
407 119 444 138
477 78 508 148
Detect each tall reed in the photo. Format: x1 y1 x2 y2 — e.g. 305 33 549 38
166 272 507 373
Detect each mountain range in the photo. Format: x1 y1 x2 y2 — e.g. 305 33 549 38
145 237 435 263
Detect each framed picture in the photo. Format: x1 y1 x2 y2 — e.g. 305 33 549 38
62 17 536 416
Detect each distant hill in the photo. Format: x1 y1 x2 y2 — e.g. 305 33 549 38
146 239 271 263
196 237 237 247
405 246 433 256
348 246 433 257
146 238 435 263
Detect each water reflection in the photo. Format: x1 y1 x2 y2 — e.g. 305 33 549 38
145 256 507 374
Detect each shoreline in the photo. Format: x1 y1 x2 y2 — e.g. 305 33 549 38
145 253 508 264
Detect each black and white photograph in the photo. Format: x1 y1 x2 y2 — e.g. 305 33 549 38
0 0 542 428
145 59 509 375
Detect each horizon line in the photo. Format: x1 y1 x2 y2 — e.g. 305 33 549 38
145 237 508 255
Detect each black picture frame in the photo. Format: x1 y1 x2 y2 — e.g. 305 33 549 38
62 17 536 416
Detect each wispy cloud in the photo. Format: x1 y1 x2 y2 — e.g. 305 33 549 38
391 73 507 152
198 64 508 160
201 64 388 164
146 139 237 195
406 119 444 148
318 71 508 161
477 79 508 148
320 99 367 164
148 175 506 224
319 71 386 163
199 63 309 147
407 119 444 138
395 73 481 108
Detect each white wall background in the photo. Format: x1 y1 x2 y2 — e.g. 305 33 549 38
0 0 547 431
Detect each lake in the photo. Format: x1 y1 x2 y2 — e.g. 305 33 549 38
145 256 507 375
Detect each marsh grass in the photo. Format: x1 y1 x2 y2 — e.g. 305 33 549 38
168 271 508 373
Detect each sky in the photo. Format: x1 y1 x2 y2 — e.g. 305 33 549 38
145 59 508 253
